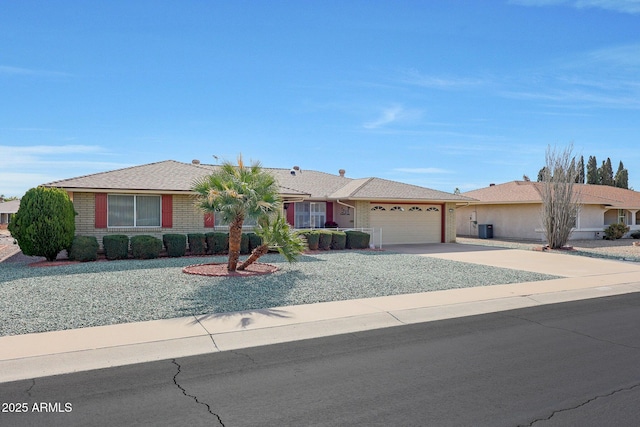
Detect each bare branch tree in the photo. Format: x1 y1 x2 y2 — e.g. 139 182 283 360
540 144 581 249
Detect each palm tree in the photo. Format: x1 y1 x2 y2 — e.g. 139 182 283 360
192 155 280 271
238 213 305 270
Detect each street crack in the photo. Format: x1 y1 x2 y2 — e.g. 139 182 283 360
171 359 225 426
505 314 640 351
25 379 35 397
519 382 640 426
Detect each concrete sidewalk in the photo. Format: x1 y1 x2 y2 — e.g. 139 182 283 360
1 247 640 383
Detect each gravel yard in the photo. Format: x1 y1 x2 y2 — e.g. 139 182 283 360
0 250 559 337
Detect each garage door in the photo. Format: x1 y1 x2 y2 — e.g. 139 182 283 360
369 204 442 245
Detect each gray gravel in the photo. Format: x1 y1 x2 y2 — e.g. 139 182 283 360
0 251 559 337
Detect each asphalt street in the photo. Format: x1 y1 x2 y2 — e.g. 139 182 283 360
1 293 639 426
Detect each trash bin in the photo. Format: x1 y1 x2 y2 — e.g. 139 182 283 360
478 224 493 239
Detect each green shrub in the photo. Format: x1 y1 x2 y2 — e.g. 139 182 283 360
346 231 371 249
8 186 76 261
297 230 319 250
103 234 129 260
205 232 228 254
131 235 162 259
318 230 333 250
240 233 250 255
163 234 186 257
330 231 347 250
188 233 206 255
247 232 262 252
68 235 99 262
604 223 630 240
631 231 640 239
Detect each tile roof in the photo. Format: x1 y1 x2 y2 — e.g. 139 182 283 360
0 199 20 214
43 160 473 203
462 180 640 208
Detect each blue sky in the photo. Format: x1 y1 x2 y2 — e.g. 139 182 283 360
2 0 639 197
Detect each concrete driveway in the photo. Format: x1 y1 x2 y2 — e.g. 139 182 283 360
384 243 640 278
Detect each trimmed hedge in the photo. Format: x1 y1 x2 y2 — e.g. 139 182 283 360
247 232 262 252
297 230 319 250
205 232 228 255
330 231 347 250
346 231 371 249
103 235 129 260
163 234 186 257
188 233 206 255
69 235 99 262
318 230 333 250
240 233 250 255
131 235 162 259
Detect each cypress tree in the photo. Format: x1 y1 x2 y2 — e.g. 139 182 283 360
575 155 585 184
614 161 629 189
586 156 598 184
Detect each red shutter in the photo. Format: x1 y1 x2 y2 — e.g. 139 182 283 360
204 213 215 228
95 193 107 228
162 195 173 228
326 202 334 224
286 203 295 226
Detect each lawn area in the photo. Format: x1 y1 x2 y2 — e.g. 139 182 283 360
0 251 559 337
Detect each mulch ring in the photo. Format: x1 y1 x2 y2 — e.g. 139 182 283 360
183 262 278 277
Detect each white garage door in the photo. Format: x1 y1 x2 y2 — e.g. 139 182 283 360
369 204 442 245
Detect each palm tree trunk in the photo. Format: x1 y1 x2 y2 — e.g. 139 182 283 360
227 217 243 271
238 244 269 270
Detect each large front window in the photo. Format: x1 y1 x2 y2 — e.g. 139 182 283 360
108 195 161 227
295 202 326 228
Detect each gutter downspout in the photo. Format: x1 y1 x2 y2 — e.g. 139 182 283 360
336 199 356 227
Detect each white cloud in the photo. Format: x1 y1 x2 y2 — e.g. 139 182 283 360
0 65 71 77
399 69 485 89
363 105 404 129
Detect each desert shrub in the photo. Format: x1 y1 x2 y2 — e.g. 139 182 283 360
345 230 371 249
297 230 319 250
188 233 206 255
163 234 186 257
631 231 640 239
604 223 630 240
247 232 262 252
8 186 76 261
330 231 347 250
103 234 129 260
240 233 250 255
205 232 228 254
68 235 99 262
318 230 333 250
131 235 162 259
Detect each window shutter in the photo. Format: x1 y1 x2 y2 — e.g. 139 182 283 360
326 202 334 223
286 203 295 226
204 213 214 228
95 193 107 228
162 195 173 228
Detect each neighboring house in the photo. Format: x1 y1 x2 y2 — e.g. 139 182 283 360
42 160 473 246
456 180 640 241
0 199 20 230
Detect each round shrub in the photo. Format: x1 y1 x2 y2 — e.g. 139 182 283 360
604 223 629 240
330 231 347 250
103 235 130 260
163 234 186 257
240 233 250 255
205 232 228 255
297 230 319 250
318 230 333 250
247 232 262 252
69 235 99 262
131 235 162 259
188 233 206 255
8 187 76 261
346 230 371 249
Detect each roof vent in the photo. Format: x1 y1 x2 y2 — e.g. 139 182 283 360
290 165 301 176
489 183 495 186
339 169 346 177
192 159 200 165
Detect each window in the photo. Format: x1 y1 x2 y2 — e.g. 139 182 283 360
426 207 440 212
295 202 326 228
371 206 386 211
409 206 422 211
390 206 404 212
108 195 161 227
618 209 626 224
